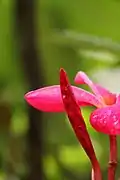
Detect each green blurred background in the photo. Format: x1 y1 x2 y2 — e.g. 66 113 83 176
0 0 120 179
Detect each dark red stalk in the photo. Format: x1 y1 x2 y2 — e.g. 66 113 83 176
60 68 102 180
108 135 117 180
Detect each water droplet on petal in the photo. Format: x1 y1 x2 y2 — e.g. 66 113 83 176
103 120 107 125
63 95 66 99
114 120 119 126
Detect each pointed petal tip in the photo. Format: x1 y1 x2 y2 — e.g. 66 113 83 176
24 89 41 103
24 90 40 108
60 68 69 89
60 68 67 79
24 91 33 102
60 68 65 72
24 86 66 112
60 68 67 75
74 71 86 84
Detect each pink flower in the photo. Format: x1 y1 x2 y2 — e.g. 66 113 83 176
25 69 102 180
24 69 120 135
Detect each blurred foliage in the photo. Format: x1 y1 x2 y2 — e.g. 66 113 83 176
0 0 120 179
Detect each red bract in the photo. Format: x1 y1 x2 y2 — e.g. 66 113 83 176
60 69 102 180
24 69 120 135
60 69 96 161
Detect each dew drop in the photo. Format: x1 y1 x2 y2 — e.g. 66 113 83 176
93 115 98 119
63 95 66 99
114 120 119 126
103 120 107 125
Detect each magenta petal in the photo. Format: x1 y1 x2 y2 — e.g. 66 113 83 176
74 71 105 106
116 94 120 105
75 71 116 105
95 84 116 105
24 85 100 112
24 85 64 112
90 105 120 135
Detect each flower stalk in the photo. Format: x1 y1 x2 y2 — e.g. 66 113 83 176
108 135 117 180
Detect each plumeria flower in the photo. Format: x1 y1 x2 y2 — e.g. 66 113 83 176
25 68 120 180
25 69 120 135
25 69 102 180
74 71 119 135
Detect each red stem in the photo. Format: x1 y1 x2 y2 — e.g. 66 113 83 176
91 157 102 180
108 135 117 180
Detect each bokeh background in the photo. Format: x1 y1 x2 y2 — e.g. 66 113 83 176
0 0 120 179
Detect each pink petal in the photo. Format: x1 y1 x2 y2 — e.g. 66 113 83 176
74 71 116 105
74 71 105 105
116 94 120 105
95 84 116 105
90 105 120 135
24 85 100 112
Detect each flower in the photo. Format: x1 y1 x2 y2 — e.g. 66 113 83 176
74 71 119 135
24 69 120 135
25 69 102 179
